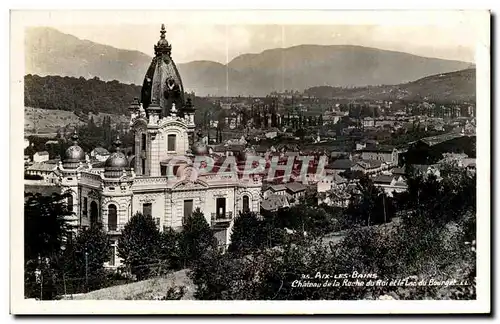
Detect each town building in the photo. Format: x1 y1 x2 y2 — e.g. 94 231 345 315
359 147 399 166
33 151 50 163
372 174 408 197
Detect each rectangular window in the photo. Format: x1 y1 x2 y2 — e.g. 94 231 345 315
183 200 193 223
143 203 152 217
216 197 226 219
82 197 88 217
109 245 115 266
242 196 250 212
141 133 147 151
168 134 176 152
161 165 167 176
67 195 73 213
141 158 146 175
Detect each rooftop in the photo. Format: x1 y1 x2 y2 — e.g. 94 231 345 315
417 133 464 147
268 184 287 192
261 194 289 211
372 174 395 184
326 159 354 170
26 162 57 172
355 160 383 169
285 182 307 193
24 184 60 197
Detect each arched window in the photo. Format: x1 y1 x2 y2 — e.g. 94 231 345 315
242 195 250 212
141 133 147 151
90 201 98 226
168 134 176 152
67 194 73 212
108 204 117 231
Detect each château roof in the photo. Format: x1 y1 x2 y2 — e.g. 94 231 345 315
141 24 185 112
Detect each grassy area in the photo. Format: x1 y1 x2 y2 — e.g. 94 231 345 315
24 107 129 136
61 269 195 300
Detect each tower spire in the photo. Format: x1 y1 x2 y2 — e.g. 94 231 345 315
160 24 166 39
113 136 122 152
154 23 171 56
71 130 79 144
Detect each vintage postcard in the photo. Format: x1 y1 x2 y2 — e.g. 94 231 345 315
10 10 490 314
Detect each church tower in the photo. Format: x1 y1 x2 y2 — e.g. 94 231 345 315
129 25 196 177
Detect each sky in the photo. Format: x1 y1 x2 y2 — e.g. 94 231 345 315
52 23 477 64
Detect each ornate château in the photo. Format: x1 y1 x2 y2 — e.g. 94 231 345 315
53 25 263 267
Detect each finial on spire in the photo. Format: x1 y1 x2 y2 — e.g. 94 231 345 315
113 136 122 152
160 24 166 39
71 130 79 144
154 23 172 56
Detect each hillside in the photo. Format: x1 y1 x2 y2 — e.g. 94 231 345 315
24 107 130 137
304 68 476 103
26 27 473 96
23 74 219 134
25 27 151 85
61 269 195 300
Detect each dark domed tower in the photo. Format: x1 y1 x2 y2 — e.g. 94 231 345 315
141 24 186 118
129 24 196 177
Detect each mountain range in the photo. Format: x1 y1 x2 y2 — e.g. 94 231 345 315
305 68 476 103
25 27 474 97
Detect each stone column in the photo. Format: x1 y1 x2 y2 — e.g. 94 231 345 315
150 134 160 176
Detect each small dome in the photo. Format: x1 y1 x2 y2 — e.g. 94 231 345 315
192 141 208 156
64 133 85 162
104 152 129 168
104 138 129 169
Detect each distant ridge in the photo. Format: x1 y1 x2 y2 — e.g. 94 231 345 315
304 68 476 103
26 27 473 96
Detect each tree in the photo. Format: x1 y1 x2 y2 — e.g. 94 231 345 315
179 208 217 267
24 192 74 264
24 192 74 299
158 228 182 272
117 212 161 280
318 114 323 126
62 225 110 292
228 212 266 256
345 176 395 226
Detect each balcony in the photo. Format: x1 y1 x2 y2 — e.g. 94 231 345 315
211 212 233 229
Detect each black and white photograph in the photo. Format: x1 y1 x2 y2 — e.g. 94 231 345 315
10 9 490 315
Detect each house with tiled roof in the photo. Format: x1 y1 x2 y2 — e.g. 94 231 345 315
33 151 49 163
351 159 385 175
325 159 354 175
284 182 307 201
372 174 407 197
318 188 351 208
261 194 290 212
359 146 399 166
263 184 287 199
317 174 348 194
25 162 58 181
